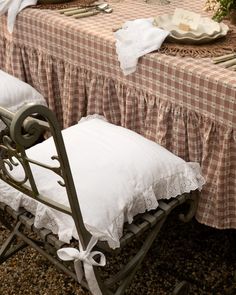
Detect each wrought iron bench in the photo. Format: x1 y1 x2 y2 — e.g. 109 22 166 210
0 104 204 295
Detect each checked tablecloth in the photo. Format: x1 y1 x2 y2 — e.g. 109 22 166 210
0 0 236 230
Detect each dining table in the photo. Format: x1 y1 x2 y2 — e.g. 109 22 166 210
0 0 236 231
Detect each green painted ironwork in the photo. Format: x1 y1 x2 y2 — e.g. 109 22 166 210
0 104 91 249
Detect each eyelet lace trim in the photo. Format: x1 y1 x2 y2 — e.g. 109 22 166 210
0 162 204 248
79 114 107 123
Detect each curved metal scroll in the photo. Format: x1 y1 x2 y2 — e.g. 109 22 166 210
0 103 91 249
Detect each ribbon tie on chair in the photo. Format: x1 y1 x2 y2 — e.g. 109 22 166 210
57 236 106 295
0 0 37 33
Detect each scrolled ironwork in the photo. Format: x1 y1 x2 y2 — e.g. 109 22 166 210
10 105 45 148
0 156 27 185
2 133 17 154
0 133 28 185
0 103 91 249
25 155 65 187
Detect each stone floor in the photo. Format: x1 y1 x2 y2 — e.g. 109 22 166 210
0 208 236 295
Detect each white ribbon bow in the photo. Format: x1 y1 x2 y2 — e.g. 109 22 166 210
57 236 106 295
0 0 37 33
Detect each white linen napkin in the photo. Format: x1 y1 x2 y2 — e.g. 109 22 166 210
114 18 169 75
0 0 37 33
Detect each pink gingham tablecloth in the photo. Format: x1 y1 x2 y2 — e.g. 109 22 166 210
0 0 236 230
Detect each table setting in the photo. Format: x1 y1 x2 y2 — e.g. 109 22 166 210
112 6 236 75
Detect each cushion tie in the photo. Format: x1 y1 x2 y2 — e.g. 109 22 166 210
57 236 106 295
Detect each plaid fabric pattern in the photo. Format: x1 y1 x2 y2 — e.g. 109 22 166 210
0 0 236 229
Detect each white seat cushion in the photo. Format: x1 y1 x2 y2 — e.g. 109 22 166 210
0 70 46 114
0 115 205 248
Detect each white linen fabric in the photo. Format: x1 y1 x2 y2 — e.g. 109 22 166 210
0 0 37 33
114 18 169 75
57 236 106 295
0 115 205 248
0 70 46 129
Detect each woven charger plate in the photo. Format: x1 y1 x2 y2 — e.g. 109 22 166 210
35 0 96 9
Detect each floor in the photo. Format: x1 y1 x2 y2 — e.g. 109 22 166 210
0 206 236 295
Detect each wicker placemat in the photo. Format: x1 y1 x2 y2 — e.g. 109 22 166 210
34 0 96 9
159 22 236 58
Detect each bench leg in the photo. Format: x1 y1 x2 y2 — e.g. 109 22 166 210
0 221 28 264
93 194 199 295
173 281 190 295
95 216 167 295
0 209 13 231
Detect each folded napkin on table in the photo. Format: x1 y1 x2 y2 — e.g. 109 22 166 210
0 0 37 33
114 18 169 75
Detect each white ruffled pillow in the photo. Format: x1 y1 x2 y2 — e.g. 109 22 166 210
0 116 205 248
0 70 46 113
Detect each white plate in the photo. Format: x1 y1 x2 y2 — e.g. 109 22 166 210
154 14 221 37
167 23 229 44
153 14 229 44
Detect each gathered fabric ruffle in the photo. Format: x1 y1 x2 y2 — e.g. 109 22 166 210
1 38 236 230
